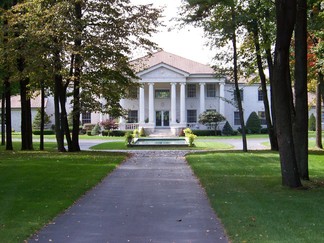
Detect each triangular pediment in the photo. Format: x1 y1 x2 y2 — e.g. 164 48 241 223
137 63 189 79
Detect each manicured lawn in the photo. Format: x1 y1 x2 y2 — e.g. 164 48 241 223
0 144 127 242
186 151 324 242
90 140 233 150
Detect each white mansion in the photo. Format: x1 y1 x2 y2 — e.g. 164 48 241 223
116 51 268 135
8 51 269 133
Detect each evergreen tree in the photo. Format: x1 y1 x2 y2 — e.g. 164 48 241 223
309 113 316 131
32 109 51 130
246 112 262 134
222 121 234 136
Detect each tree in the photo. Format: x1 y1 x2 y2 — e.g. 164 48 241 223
222 121 234 136
198 110 225 135
32 108 51 130
181 0 248 151
272 0 302 187
308 113 316 131
246 112 261 134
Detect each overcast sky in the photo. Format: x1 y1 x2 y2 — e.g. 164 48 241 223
131 0 215 65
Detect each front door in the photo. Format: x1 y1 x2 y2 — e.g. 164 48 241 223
156 111 169 127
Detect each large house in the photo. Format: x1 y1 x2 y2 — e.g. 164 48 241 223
116 51 268 135
5 51 269 133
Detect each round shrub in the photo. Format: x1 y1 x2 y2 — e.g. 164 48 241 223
246 112 261 134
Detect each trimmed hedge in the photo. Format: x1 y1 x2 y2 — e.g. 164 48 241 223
32 130 55 135
192 130 222 136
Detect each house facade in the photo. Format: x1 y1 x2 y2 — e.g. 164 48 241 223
115 51 269 135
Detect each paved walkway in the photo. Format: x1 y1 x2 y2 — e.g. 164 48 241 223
30 150 228 243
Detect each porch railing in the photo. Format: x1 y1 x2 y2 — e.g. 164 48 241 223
125 123 139 130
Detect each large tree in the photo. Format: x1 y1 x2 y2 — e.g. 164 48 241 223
272 0 302 187
181 0 248 152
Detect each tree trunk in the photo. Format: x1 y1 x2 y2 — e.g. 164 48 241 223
5 79 13 150
252 24 277 151
273 0 301 187
1 89 5 146
316 77 322 148
20 77 33 150
231 6 247 152
40 80 45 151
59 86 72 151
71 1 82 152
293 0 308 180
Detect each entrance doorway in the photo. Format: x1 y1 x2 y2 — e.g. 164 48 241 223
156 111 170 127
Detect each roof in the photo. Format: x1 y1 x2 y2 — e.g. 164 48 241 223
131 50 215 75
10 94 47 109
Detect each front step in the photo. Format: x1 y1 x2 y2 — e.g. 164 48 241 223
149 129 175 137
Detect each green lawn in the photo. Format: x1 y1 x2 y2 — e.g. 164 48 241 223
0 144 127 242
186 151 324 242
90 140 233 150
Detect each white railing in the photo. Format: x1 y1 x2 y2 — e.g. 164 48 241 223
125 123 139 130
187 123 200 130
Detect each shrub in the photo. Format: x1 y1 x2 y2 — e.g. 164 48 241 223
125 131 133 145
86 130 92 136
100 119 118 130
110 130 126 137
139 127 146 137
91 124 100 136
32 109 51 130
32 130 55 135
309 114 316 131
222 121 234 136
260 127 269 134
198 110 225 135
246 112 261 134
187 133 197 147
192 130 221 136
83 123 95 131
102 130 109 136
183 128 193 135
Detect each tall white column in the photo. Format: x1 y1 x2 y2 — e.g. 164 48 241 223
199 82 206 115
139 86 145 123
180 82 186 124
171 82 177 124
219 83 225 115
148 83 155 124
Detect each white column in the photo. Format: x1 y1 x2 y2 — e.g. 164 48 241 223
219 83 225 115
180 82 186 124
171 82 177 124
199 82 205 115
139 86 145 123
148 83 155 124
119 99 126 129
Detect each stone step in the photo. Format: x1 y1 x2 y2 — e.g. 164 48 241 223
149 129 175 137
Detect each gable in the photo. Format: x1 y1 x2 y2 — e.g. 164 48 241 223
138 64 188 80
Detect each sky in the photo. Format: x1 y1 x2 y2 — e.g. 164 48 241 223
131 0 215 65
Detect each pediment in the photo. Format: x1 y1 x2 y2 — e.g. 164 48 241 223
137 63 189 79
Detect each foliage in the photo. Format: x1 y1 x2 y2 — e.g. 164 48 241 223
187 133 197 147
32 130 55 135
91 124 100 136
198 110 226 135
309 113 316 131
139 127 146 137
183 128 193 136
125 131 133 145
222 121 234 136
192 130 222 136
100 119 118 131
246 111 261 134
32 109 51 130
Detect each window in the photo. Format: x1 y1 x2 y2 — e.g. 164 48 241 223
206 84 216 97
187 84 196 98
234 89 244 102
234 111 240 125
127 110 138 123
258 111 267 125
155 89 170 98
82 112 91 125
187 110 197 123
258 89 263 101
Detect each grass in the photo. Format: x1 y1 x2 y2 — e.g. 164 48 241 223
0 144 127 242
90 140 233 150
186 151 324 242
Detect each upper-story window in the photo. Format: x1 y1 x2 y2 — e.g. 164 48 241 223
187 84 196 98
258 89 263 101
206 83 216 97
155 89 170 98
